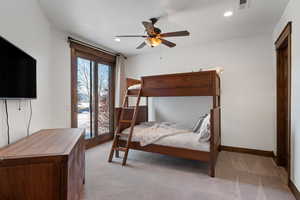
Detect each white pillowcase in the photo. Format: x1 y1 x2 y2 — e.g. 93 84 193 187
128 84 141 90
196 114 211 142
192 114 208 133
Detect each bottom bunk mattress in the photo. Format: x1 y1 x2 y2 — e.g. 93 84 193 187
121 122 210 152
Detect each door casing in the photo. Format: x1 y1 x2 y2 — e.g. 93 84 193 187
275 22 292 180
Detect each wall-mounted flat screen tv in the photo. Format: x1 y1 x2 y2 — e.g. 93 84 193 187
0 36 37 99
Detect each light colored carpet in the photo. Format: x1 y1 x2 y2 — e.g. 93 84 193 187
81 142 295 200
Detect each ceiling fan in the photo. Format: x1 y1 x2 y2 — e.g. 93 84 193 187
116 18 190 49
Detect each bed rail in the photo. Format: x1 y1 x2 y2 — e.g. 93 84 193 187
141 71 219 97
126 71 220 97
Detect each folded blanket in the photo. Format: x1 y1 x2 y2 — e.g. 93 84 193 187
122 122 188 146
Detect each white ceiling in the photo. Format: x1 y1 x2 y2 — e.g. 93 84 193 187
39 0 289 56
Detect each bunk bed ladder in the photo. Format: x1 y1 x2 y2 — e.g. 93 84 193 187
108 88 142 165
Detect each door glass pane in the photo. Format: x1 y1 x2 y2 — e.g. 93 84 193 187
98 64 111 135
77 57 95 139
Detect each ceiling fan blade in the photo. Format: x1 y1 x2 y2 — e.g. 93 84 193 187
150 17 159 25
116 35 147 38
161 39 176 48
142 21 155 35
160 31 190 37
136 42 147 49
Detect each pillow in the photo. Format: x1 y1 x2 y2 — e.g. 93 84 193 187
128 84 141 90
192 114 208 133
196 114 211 142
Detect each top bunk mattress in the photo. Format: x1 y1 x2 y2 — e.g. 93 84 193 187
128 84 141 90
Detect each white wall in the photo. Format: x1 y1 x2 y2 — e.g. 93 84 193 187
126 34 276 151
0 0 71 147
273 0 300 190
0 0 53 147
49 29 71 128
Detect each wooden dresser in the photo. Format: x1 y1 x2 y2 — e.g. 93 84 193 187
0 129 85 200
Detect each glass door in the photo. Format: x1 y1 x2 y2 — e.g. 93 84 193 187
73 55 114 146
97 63 112 135
77 57 95 139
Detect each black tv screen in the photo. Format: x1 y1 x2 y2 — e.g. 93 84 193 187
0 36 37 99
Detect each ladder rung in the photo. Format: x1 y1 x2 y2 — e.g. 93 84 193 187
127 94 138 97
115 147 127 152
122 106 135 109
119 120 132 123
116 133 129 137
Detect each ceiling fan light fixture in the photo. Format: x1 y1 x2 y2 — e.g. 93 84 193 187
116 18 189 49
146 37 161 47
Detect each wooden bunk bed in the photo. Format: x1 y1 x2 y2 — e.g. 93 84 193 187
108 71 221 177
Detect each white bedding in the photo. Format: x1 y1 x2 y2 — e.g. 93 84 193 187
128 84 141 90
121 122 210 152
122 122 187 146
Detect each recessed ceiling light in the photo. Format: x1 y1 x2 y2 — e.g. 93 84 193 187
114 37 121 42
224 11 233 17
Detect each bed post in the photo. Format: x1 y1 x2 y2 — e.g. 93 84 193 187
218 75 221 152
209 98 216 177
210 89 221 177
146 96 149 122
